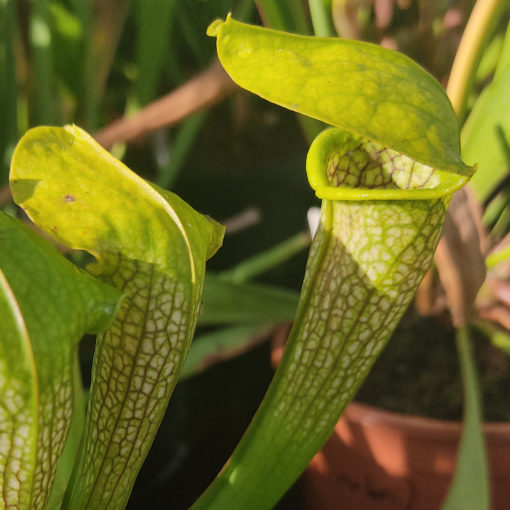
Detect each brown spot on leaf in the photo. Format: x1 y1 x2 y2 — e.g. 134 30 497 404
64 194 75 203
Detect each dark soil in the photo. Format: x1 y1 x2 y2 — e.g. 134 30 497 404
356 308 510 422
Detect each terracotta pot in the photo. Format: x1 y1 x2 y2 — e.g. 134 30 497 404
303 402 510 510
270 325 510 509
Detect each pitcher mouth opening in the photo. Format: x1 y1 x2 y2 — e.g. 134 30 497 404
307 128 471 201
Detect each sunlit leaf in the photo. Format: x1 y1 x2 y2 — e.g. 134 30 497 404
463 68 510 203
0 212 120 510
10 125 224 510
193 18 473 510
207 15 470 179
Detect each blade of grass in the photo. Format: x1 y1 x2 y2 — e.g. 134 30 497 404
156 111 207 189
220 231 311 284
475 31 504 82
463 78 510 204
441 326 489 510
30 0 54 124
483 192 508 228
163 22 184 87
175 5 210 66
233 0 258 22
130 0 183 183
70 0 95 129
134 0 176 107
493 16 510 79
0 0 18 184
486 242 510 267
90 0 130 101
256 0 311 34
94 60 235 150
181 324 274 379
490 200 510 240
200 274 298 326
309 0 335 37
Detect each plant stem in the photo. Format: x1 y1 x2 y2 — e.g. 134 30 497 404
71 0 96 129
446 0 507 119
456 327 483 426
30 0 53 124
0 0 18 183
309 0 335 37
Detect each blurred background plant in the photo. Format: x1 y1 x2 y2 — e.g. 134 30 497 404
1 0 510 508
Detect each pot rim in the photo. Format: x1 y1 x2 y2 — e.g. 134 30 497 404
347 401 510 439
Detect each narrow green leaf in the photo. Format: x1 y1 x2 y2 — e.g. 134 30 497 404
256 0 311 34
219 231 310 284
156 111 207 190
175 5 211 66
48 1 86 122
441 327 489 510
10 125 224 510
233 0 257 22
207 16 470 178
475 31 504 83
486 242 510 268
0 0 18 183
463 68 510 203
181 324 273 379
30 0 54 124
89 0 130 99
69 0 95 129
200 274 298 325
494 19 510 80
134 0 177 106
309 0 335 37
0 212 121 510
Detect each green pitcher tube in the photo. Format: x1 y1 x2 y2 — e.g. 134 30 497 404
192 124 469 510
10 125 224 510
194 17 474 507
